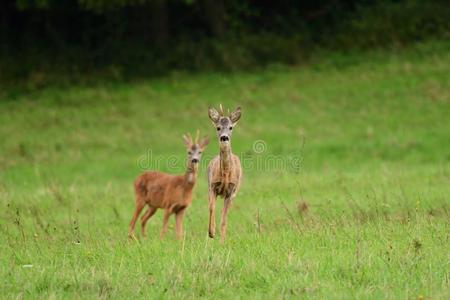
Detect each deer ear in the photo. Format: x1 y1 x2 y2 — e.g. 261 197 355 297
182 134 192 148
200 136 209 148
208 106 220 124
230 106 241 124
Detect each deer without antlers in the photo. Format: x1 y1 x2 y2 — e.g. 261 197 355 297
128 132 209 240
207 105 242 242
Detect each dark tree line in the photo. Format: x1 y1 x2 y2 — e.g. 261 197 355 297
0 0 399 50
0 0 448 83
2 0 229 50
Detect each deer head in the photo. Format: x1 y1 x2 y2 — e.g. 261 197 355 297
208 105 241 147
183 131 209 170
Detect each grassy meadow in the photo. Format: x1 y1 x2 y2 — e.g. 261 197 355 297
0 41 449 299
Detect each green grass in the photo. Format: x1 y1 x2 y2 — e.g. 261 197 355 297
0 40 449 299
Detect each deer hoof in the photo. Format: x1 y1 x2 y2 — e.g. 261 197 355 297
208 231 215 238
128 234 138 241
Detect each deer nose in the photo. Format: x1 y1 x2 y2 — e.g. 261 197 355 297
220 136 229 142
191 158 199 164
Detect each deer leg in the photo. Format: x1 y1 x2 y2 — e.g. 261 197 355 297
128 199 145 238
208 189 217 238
220 196 232 243
160 208 171 239
175 208 186 240
140 206 157 238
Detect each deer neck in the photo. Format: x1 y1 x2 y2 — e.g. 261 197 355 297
220 143 232 173
184 164 198 187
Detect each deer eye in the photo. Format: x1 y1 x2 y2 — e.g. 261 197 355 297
188 151 192 155
199 151 202 154
216 127 220 131
229 127 233 130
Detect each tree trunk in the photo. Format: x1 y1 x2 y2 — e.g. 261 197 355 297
150 0 169 49
200 0 226 38
0 1 11 54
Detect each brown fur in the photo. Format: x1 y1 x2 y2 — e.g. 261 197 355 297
128 133 208 240
207 105 243 242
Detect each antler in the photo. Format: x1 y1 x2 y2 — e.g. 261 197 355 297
195 130 200 144
218 104 233 116
182 133 193 147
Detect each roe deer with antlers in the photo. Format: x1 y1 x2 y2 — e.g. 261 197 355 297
128 132 209 240
207 105 242 242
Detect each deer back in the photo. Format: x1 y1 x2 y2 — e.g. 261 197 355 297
135 171 192 209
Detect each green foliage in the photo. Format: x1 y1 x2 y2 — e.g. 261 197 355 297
15 0 152 10
15 0 196 11
334 0 450 48
0 41 449 298
15 0 50 9
2 0 449 88
77 0 151 12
